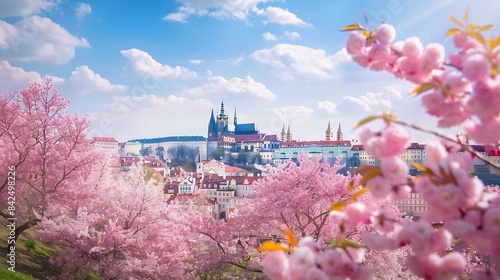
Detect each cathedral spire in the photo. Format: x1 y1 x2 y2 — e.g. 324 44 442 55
234 107 237 126
219 100 226 117
337 123 343 141
286 124 292 142
326 121 333 141
280 124 286 141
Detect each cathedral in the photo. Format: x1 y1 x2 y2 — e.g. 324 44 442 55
207 101 259 139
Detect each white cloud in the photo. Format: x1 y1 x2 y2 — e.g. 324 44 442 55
75 3 92 21
255 6 310 26
65 66 128 95
343 92 392 112
184 75 276 100
284 31 300 40
267 105 314 124
0 16 89 64
189 59 205 65
0 0 54 17
317 101 337 114
251 44 350 81
0 60 41 90
162 12 189 23
161 1 308 27
162 0 268 22
89 94 213 141
120 48 197 79
262 32 278 41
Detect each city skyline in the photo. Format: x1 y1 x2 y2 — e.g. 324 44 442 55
1 0 499 143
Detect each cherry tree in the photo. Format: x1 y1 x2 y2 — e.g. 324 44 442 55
260 12 500 280
185 155 411 279
0 77 101 241
37 163 193 279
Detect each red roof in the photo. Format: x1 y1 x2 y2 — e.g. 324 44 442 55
225 165 246 173
92 136 119 143
280 140 351 147
486 146 500 156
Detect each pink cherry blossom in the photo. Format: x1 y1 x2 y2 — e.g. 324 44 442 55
462 49 491 80
375 23 396 45
263 251 290 280
402 37 423 59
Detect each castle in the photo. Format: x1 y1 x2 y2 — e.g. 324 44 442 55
207 101 259 139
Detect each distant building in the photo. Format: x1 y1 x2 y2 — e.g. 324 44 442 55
274 140 352 165
208 101 259 138
128 136 207 161
206 101 279 159
92 136 119 155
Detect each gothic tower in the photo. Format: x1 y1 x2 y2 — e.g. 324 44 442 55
325 121 333 141
216 101 229 137
286 124 292 142
337 123 343 141
207 109 217 138
280 124 286 141
234 108 238 127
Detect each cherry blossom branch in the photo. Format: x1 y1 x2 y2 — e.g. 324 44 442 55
391 118 500 170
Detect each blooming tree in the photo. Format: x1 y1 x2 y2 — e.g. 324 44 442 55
0 78 101 241
260 12 500 280
37 163 193 279
185 155 411 279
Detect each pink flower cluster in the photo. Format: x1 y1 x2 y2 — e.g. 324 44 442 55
263 238 371 280
349 22 500 144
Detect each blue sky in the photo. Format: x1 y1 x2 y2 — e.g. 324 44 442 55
1 0 499 143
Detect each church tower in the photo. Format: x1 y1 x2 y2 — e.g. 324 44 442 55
216 101 229 137
234 108 238 127
325 121 333 141
280 124 286 141
337 123 343 141
286 124 292 142
207 109 217 138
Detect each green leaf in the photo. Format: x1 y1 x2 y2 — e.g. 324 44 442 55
354 115 379 129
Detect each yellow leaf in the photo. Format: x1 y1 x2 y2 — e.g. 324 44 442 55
462 10 468 21
354 165 378 175
449 15 464 28
285 227 297 247
467 31 486 45
413 163 427 172
341 24 364 31
354 115 379 129
489 35 500 49
412 83 436 95
258 241 290 252
330 201 347 212
445 28 461 37
492 67 498 77
350 187 369 202
359 168 381 186
347 180 354 192
478 24 494 32
362 30 370 38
